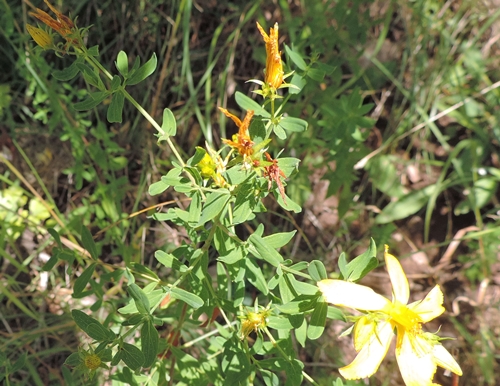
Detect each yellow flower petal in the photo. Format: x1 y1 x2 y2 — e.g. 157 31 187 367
318 280 389 311
396 332 437 386
340 321 393 379
408 285 445 322
352 315 378 352
384 245 409 305
432 344 463 376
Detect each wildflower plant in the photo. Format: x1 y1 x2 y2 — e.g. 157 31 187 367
25 2 462 385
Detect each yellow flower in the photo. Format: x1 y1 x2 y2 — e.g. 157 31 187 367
196 145 228 188
197 151 216 178
256 22 284 89
26 24 53 49
29 0 75 41
317 246 462 386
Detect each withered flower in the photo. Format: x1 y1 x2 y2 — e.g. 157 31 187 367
256 22 284 89
263 152 286 202
219 107 255 159
26 24 53 49
30 0 75 41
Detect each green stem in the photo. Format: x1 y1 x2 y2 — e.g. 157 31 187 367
263 328 319 385
80 50 187 169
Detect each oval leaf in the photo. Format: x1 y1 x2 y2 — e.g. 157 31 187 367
121 343 145 370
170 287 204 308
127 53 157 86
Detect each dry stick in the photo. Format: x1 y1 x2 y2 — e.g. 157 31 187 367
94 198 191 237
354 79 500 170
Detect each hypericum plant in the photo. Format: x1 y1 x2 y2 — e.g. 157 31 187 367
25 2 462 385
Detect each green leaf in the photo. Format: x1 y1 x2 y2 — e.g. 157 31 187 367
285 45 307 70
73 91 108 111
86 323 111 341
81 226 98 260
118 289 165 315
52 60 81 81
248 233 283 267
160 108 177 137
279 116 308 133
307 68 325 82
263 231 296 249
327 306 345 321
71 310 112 341
110 75 121 92
130 263 159 281
295 319 307 348
245 258 269 295
141 319 159 368
307 301 327 340
234 91 270 117
375 184 439 224
42 254 59 271
338 252 347 279
47 228 62 248
284 359 303 386
274 199 299 225
218 247 245 264
127 53 157 86
107 91 125 123
276 296 317 314
121 343 145 370
162 167 183 185
11 353 27 373
308 260 327 281
73 263 96 296
149 179 170 196
289 73 306 94
266 315 294 330
77 63 102 89
116 51 129 77
127 283 151 315
188 192 202 224
455 177 497 215
273 123 287 139
155 250 186 271
260 369 279 386
170 287 204 308
197 190 231 226
110 350 123 366
277 157 300 177
87 45 99 57
64 352 81 366
344 238 378 281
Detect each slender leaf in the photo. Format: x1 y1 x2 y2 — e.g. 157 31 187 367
141 319 159 368
107 91 125 123
73 263 96 296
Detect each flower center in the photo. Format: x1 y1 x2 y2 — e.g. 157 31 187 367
387 301 423 332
